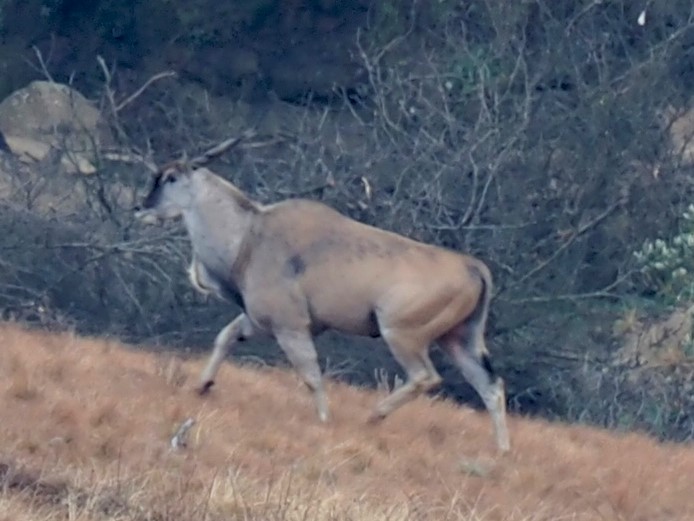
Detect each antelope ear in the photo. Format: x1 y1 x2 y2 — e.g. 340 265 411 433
180 155 195 175
156 160 182 177
164 158 193 176
170 151 193 175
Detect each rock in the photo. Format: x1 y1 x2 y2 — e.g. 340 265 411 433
662 102 694 166
3 135 97 175
614 305 694 369
0 81 113 174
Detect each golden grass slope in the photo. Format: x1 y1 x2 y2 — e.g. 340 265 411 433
1 322 693 520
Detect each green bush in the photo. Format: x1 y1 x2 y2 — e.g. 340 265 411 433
634 205 694 305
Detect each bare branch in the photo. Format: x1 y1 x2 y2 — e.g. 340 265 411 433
29 46 54 82
500 201 625 296
101 150 159 173
115 71 177 113
97 55 128 143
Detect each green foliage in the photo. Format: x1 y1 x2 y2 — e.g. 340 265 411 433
446 48 484 97
156 0 275 48
0 0 273 50
431 0 459 15
367 0 408 48
445 45 506 100
157 0 216 47
633 205 694 305
368 0 458 48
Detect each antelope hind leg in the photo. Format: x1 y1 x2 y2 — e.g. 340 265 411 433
368 331 442 423
447 341 510 453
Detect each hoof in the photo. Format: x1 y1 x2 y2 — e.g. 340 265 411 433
366 413 385 426
197 380 214 395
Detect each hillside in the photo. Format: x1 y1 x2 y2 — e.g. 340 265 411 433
1 323 693 521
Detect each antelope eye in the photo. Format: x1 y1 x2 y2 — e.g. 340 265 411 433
167 175 177 184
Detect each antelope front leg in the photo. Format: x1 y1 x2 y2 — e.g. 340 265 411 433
198 313 254 394
274 329 330 423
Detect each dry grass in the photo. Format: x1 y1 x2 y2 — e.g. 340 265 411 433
1 322 693 520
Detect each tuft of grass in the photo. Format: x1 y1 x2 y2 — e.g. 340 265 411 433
612 307 639 336
89 399 119 429
154 354 188 389
50 400 80 428
6 358 39 401
458 457 491 478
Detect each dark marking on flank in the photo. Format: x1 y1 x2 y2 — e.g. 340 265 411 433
481 353 496 379
356 237 411 260
356 238 385 258
306 236 341 258
287 254 307 277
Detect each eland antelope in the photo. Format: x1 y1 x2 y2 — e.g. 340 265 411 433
136 161 511 452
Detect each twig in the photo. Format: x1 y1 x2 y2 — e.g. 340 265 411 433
459 152 480 227
97 55 128 143
22 45 54 82
501 201 623 295
501 270 636 304
115 71 177 113
503 290 622 304
101 150 158 173
237 136 287 149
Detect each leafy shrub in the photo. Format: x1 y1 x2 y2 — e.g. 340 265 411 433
634 205 694 305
